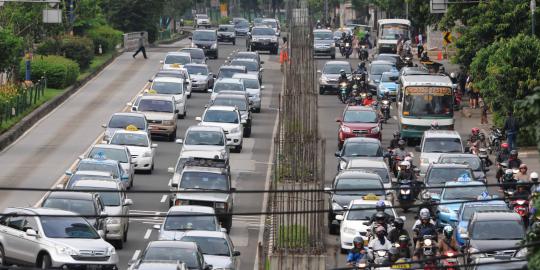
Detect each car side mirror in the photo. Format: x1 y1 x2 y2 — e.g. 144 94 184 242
121 174 129 180
247 32 251 36
78 155 84 160
399 216 406 221
168 167 175 173
241 119 247 124
334 151 341 157
204 265 212 270
100 211 108 218
25 229 38 237
415 146 421 152
461 233 469 241
126 102 133 107
261 85 265 90
261 61 265 64
317 70 322 74
175 109 180 113
65 170 73 176
101 124 107 128
148 79 153 83
275 33 279 36
230 187 237 192
151 143 158 148
195 116 202 121
153 224 161 230
260 68 264 72
323 186 332 193
464 147 470 153
220 227 227 232
208 88 213 93
189 36 192 40
233 250 241 256
335 215 344 221
175 138 183 144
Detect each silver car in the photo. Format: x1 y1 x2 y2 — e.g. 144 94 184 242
184 63 215 92
180 231 240 270
0 207 118 269
102 112 148 143
71 180 133 249
153 205 225 240
230 58 263 83
233 73 263 113
176 125 229 161
129 241 210 270
87 144 134 185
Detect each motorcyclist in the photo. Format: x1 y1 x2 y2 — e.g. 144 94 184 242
367 201 394 229
420 51 430 62
513 180 531 200
410 208 436 231
416 190 435 217
508 150 522 169
397 161 416 182
477 132 489 149
392 234 412 260
389 132 401 149
413 210 438 244
496 143 510 163
368 226 393 261
316 20 322 29
530 172 540 194
449 72 457 84
346 89 362 106
516 164 529 181
355 62 367 74
438 226 459 255
388 218 410 244
362 93 375 106
502 168 518 193
338 69 348 85
347 236 367 266
468 127 480 145
438 66 448 76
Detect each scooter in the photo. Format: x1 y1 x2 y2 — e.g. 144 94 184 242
441 251 459 270
381 99 390 123
344 42 352 59
419 235 438 270
397 179 414 212
488 126 505 154
511 199 530 228
339 82 348 104
359 45 368 61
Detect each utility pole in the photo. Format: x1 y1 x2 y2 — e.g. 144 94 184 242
532 0 536 36
324 0 328 25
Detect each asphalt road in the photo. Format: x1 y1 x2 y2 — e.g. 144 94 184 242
0 36 281 269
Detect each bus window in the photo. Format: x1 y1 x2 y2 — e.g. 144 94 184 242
402 87 453 117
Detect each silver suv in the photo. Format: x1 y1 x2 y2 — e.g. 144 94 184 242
0 207 118 269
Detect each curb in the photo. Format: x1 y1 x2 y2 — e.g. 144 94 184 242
0 49 123 152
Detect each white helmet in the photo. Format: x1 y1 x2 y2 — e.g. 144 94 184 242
399 161 411 169
531 172 539 181
405 156 413 163
450 72 456 79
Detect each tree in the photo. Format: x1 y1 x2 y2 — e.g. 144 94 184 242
105 0 165 43
0 28 24 79
470 34 540 146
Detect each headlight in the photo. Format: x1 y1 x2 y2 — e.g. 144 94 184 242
382 100 389 105
320 76 328 84
141 151 152 158
56 245 78 255
371 126 380 134
331 202 342 211
331 43 335 48
400 189 411 195
241 113 248 120
106 246 116 255
439 206 450 213
343 227 356 234
215 202 227 209
211 43 217 49
469 247 481 256
341 126 351 133
339 160 347 170
191 42 195 47
163 120 174 125
230 127 240 133
106 217 121 224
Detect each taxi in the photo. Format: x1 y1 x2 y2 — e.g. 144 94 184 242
109 126 157 173
435 175 489 227
455 198 509 246
335 194 401 254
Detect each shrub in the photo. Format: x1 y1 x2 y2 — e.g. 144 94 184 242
219 16 231 25
0 84 20 104
61 36 94 69
20 55 80 89
86 25 123 54
36 38 62 56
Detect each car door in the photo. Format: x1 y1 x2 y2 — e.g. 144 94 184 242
17 216 41 264
0 213 25 262
95 195 107 232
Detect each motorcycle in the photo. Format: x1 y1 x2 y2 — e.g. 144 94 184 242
381 99 390 123
370 249 392 267
511 199 530 228
397 179 414 212
403 55 413 67
488 126 505 154
478 148 491 171
344 42 353 59
339 82 349 104
441 251 459 270
419 235 438 270
359 45 369 61
391 155 402 178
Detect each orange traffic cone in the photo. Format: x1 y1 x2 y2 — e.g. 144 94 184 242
437 51 443 60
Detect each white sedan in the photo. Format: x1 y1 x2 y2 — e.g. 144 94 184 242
109 130 157 173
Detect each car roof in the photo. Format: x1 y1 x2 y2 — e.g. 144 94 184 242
439 153 479 159
472 210 520 221
92 144 127 151
147 240 198 249
165 52 191 57
135 262 187 270
231 58 257 63
429 163 471 169
314 29 332 33
401 74 453 85
182 230 227 238
337 170 382 180
73 170 112 177
462 200 508 209
112 130 149 136
344 137 381 144
111 112 145 118
168 205 216 214
325 61 350 66
46 191 95 200
381 71 399 76
207 105 238 112
233 73 258 80
423 130 461 138
194 29 216 33
444 180 485 187
140 95 174 102
179 150 225 160
79 158 119 166
5 207 79 216
347 159 387 169
235 51 258 57
184 63 208 68
370 60 395 65
219 24 234 27
72 179 120 189
214 94 246 101
219 65 246 70
215 78 243 84
152 77 184 83
377 54 400 58
187 125 224 132
345 105 376 112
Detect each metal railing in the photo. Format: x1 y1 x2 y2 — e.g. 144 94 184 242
123 31 148 51
0 77 47 126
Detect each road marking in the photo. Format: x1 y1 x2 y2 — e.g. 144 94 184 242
160 195 167 203
144 229 152 239
154 211 160 220
132 250 141 261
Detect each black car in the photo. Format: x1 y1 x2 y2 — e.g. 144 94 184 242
373 54 405 70
234 19 250 36
367 60 395 93
324 171 386 234
191 30 218 59
247 26 278 54
217 24 236 44
334 137 385 171
180 48 207 64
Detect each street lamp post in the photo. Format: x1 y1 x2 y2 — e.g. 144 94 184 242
532 0 536 36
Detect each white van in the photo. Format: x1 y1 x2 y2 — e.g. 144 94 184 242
416 130 464 175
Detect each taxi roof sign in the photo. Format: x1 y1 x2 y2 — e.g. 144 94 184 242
126 125 138 131
363 194 379 201
92 151 107 160
457 174 471 182
147 89 157 94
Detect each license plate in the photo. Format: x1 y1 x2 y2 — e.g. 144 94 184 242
262 41 269 45
363 239 368 246
87 265 102 270
392 264 411 269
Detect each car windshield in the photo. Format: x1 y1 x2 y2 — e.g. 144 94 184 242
442 185 486 200
235 53 256 61
343 110 378 123
348 168 390 183
343 143 382 157
181 236 231 256
214 82 244 92
203 110 239 124
241 78 260 89
461 205 510 221
324 64 351 74
380 24 409 40
439 157 482 171
335 178 383 195
213 97 248 111
472 220 524 240
185 130 225 146
110 133 149 147
427 168 472 186
43 198 96 216
164 212 217 231
67 174 112 188
138 99 174 113
89 148 128 163
78 162 118 178
218 25 235 32
370 64 394 75
197 14 209 19
193 31 216 41
185 65 208 75
333 31 343 38
108 115 146 130
164 55 190 65
152 81 183 95
235 21 249 27
218 69 245 79
381 73 399 82
180 171 228 191
423 138 462 153
314 31 333 40
41 217 99 239
155 71 184 79
72 186 121 206
252 27 275 35
376 56 398 64
143 247 199 268
262 20 277 28
403 86 453 117
231 60 258 71
347 204 393 220
182 49 205 59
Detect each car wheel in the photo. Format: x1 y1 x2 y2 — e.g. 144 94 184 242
39 254 52 269
123 226 128 242
235 144 242 153
340 248 348 254
319 87 325 95
331 54 336 59
244 127 252 138
0 245 6 266
223 218 232 232
115 239 124 249
254 107 261 113
328 223 338 235
187 93 191 99
233 39 236 45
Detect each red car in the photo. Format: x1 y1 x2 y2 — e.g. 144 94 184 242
336 105 382 149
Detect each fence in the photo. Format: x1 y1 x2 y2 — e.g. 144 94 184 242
0 77 47 126
123 32 148 51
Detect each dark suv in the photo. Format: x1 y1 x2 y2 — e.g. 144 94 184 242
191 29 218 59
247 26 278 54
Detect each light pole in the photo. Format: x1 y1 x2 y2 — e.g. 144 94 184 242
532 0 536 36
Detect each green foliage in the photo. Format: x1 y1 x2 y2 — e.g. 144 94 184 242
219 16 231 25
36 38 62 56
20 55 80 89
86 25 123 54
277 225 309 248
0 28 23 73
61 36 95 69
526 196 540 269
72 0 108 35
470 34 540 146
106 0 166 43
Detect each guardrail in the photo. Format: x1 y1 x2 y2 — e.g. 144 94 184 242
123 31 148 51
0 77 47 125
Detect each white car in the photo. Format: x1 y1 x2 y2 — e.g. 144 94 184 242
197 105 244 152
160 52 192 70
154 206 225 239
209 78 245 100
109 130 157 173
180 231 240 270
148 77 188 118
87 144 134 186
233 73 263 113
336 198 402 253
195 14 211 28
176 125 229 160
101 112 148 143
417 130 464 175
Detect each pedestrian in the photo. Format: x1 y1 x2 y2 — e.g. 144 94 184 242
417 33 424 59
352 35 359 58
480 96 489 125
504 110 519 151
133 32 147 59
457 67 467 96
279 36 289 72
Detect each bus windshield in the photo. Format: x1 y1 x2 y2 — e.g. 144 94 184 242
380 24 409 40
403 86 453 117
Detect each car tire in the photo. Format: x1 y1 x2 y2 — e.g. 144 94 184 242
244 127 252 138
319 87 325 95
187 93 191 99
234 144 242 153
169 130 176 142
331 54 336 59
115 239 124 249
39 254 52 269
123 226 128 242
328 223 338 235
340 248 348 254
254 107 261 113
233 39 236 45
223 218 232 232
0 245 7 266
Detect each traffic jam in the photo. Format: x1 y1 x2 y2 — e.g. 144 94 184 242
319 19 530 269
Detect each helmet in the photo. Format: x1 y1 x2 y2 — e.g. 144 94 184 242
340 69 346 75
358 62 365 68
420 208 430 220
501 142 509 149
372 101 378 107
504 169 514 181
367 93 373 98
510 150 518 157
398 234 410 243
375 211 386 221
531 172 539 182
404 156 413 163
439 66 445 73
394 218 404 229
399 161 411 170
443 225 454 239
398 139 405 148
479 132 486 140
450 72 456 79
375 225 386 234
520 164 528 170
472 127 480 135
352 89 358 95
375 200 386 211
517 180 527 190
353 236 364 248
431 121 439 129
421 190 432 201
317 19 321 23
393 131 400 138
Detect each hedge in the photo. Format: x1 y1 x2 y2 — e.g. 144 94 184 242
20 55 80 89
86 25 123 54
36 38 62 56
61 36 94 69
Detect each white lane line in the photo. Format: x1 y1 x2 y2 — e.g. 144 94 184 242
154 211 160 220
132 250 141 261
160 195 167 203
144 229 152 239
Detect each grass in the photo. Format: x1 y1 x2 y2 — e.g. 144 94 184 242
0 88 63 133
77 52 113 81
277 224 309 248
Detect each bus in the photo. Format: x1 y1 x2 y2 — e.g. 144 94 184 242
376 19 411 54
397 74 455 141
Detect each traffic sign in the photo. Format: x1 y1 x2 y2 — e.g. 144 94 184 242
443 31 452 46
